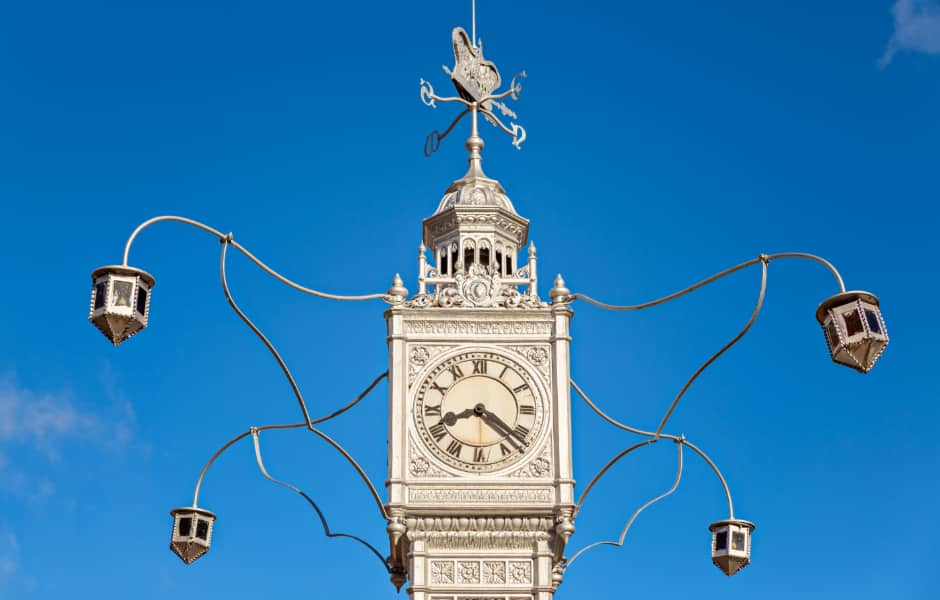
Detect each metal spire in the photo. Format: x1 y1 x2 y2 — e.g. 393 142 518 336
472 0 477 47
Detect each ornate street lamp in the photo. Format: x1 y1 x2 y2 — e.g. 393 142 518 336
817 291 889 373
169 506 217 565
88 265 154 345
709 519 755 576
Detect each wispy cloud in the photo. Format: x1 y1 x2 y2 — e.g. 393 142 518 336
880 0 940 67
0 378 99 457
0 371 137 499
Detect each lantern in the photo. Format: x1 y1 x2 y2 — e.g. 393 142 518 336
169 506 216 565
708 519 754 576
816 291 888 374
88 265 155 345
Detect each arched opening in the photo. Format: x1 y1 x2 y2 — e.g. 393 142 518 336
463 240 475 271
504 248 513 275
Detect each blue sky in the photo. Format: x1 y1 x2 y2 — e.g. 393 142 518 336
0 0 938 598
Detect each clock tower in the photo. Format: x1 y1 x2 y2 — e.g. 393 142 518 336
384 31 575 598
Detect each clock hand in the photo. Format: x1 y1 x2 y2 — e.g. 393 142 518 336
480 409 527 449
439 407 475 427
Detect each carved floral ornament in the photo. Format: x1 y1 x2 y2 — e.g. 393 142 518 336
406 264 546 310
429 560 532 586
525 347 548 366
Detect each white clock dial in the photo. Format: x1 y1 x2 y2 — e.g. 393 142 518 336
413 350 545 473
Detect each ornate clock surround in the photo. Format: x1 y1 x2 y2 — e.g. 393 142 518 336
411 346 551 475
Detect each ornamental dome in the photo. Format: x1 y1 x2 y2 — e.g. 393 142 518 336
434 171 517 215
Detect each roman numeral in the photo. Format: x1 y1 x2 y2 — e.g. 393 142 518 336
519 404 535 415
429 423 447 442
499 365 510 380
448 364 465 381
424 404 441 417
512 424 530 441
473 447 487 463
429 381 448 396
446 440 463 457
513 383 529 394
472 359 486 374
500 443 512 457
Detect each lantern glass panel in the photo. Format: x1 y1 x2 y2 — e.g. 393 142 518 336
843 309 863 336
195 519 209 540
826 320 840 349
94 282 106 309
178 517 192 537
715 531 728 551
112 281 133 307
136 287 148 315
865 309 881 334
732 531 746 551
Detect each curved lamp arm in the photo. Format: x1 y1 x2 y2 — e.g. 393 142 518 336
653 259 768 439
563 440 684 571
571 379 736 520
569 251 845 311
572 439 656 518
251 428 390 570
122 215 391 302
190 370 389 521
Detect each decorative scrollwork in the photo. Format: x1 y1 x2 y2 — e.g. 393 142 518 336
438 287 464 308
419 78 437 108
490 100 518 120
509 70 527 101
404 294 433 308
510 122 526 150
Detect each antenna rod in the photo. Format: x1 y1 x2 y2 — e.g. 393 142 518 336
472 0 477 47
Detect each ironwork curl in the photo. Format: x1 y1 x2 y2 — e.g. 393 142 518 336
251 429 390 570
190 370 390 517
563 440 684 570
570 379 736 520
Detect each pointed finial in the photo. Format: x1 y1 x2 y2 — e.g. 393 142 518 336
528 241 537 256
549 273 570 304
386 274 409 304
390 566 407 592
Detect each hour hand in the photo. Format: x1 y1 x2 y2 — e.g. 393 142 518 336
439 407 475 426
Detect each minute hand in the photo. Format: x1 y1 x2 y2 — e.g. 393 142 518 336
480 410 528 448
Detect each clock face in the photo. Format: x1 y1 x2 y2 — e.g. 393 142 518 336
413 350 546 473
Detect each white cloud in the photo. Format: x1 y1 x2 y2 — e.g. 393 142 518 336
0 373 136 499
0 379 98 456
880 0 940 66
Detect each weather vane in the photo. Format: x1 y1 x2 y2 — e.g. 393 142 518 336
419 18 527 157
